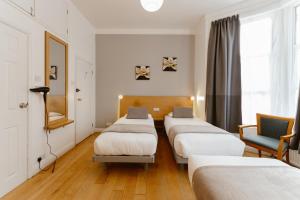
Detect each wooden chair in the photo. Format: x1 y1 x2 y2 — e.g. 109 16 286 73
239 113 295 162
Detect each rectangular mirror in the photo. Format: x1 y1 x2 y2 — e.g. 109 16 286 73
45 31 73 130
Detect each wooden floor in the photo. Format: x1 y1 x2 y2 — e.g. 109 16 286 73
2 131 197 200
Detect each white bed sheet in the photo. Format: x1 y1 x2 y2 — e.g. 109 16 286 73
188 155 288 184
94 116 157 156
164 116 245 158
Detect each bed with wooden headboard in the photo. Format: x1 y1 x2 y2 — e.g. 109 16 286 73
119 96 194 120
93 96 193 168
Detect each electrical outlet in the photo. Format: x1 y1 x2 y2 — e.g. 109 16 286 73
37 157 42 163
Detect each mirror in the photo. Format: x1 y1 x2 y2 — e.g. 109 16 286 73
45 31 72 129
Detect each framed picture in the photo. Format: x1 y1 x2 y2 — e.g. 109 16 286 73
135 66 150 80
163 57 177 71
50 66 57 80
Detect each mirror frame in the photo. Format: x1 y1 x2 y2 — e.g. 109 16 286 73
45 31 73 130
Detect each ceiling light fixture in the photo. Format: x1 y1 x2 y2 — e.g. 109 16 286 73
140 0 164 12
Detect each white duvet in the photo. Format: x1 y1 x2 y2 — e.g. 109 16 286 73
94 116 157 156
188 155 288 184
164 116 245 159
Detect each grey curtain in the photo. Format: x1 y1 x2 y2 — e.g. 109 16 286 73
205 15 242 133
291 85 300 153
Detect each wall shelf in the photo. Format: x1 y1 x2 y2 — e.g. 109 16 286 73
46 119 74 131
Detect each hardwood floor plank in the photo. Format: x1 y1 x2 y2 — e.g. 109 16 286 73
135 170 146 195
2 132 196 200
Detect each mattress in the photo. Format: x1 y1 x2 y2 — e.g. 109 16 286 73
188 155 288 184
94 116 157 156
164 116 245 158
188 156 300 200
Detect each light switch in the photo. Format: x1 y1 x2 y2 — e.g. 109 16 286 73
153 107 160 112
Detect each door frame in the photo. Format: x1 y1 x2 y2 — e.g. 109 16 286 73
74 56 94 144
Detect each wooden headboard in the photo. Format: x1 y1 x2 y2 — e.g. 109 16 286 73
119 96 194 120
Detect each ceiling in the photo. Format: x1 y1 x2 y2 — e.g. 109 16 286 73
71 0 246 33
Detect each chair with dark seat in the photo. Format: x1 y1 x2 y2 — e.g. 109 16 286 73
239 113 295 162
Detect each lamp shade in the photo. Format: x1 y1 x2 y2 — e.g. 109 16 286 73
140 0 164 12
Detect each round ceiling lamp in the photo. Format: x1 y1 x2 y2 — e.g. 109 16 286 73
140 0 164 12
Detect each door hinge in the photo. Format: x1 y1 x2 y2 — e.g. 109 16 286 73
67 9 69 15
92 123 94 127
30 7 34 16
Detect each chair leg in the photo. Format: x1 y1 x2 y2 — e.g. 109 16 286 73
286 150 290 164
258 150 262 158
277 152 283 161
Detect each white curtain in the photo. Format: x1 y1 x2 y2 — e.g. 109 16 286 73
270 7 296 117
241 6 298 124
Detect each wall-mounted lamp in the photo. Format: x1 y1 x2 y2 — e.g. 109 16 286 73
118 95 124 100
117 95 123 119
197 96 205 102
190 96 195 101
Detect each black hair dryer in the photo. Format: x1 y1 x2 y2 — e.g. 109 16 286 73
30 87 50 103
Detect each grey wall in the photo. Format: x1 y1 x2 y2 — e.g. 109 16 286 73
96 34 195 127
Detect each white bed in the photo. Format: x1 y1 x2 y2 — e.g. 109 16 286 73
188 155 300 200
188 155 287 184
94 115 157 157
164 116 245 161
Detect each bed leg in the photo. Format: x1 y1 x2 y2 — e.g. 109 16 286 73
179 164 184 170
144 163 149 170
102 162 107 170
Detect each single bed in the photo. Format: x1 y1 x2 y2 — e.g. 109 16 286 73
164 115 245 164
93 114 158 166
189 155 300 200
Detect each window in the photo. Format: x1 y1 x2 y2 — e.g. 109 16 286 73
241 17 273 124
241 6 300 124
295 6 300 107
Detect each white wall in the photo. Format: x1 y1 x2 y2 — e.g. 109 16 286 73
0 0 95 178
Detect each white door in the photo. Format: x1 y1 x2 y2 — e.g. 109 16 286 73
0 22 28 197
75 59 93 144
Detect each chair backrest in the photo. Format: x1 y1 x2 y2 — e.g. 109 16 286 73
256 113 295 140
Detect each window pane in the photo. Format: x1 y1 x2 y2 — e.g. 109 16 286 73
296 49 300 82
241 18 272 57
296 7 300 44
241 17 272 124
241 56 270 92
295 48 300 114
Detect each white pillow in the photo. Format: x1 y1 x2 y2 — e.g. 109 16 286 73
168 112 196 118
48 112 63 117
124 114 153 119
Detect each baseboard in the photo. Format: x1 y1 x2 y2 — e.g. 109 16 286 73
290 150 300 168
94 127 105 133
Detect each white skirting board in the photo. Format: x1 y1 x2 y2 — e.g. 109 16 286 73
94 128 105 133
290 150 300 167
